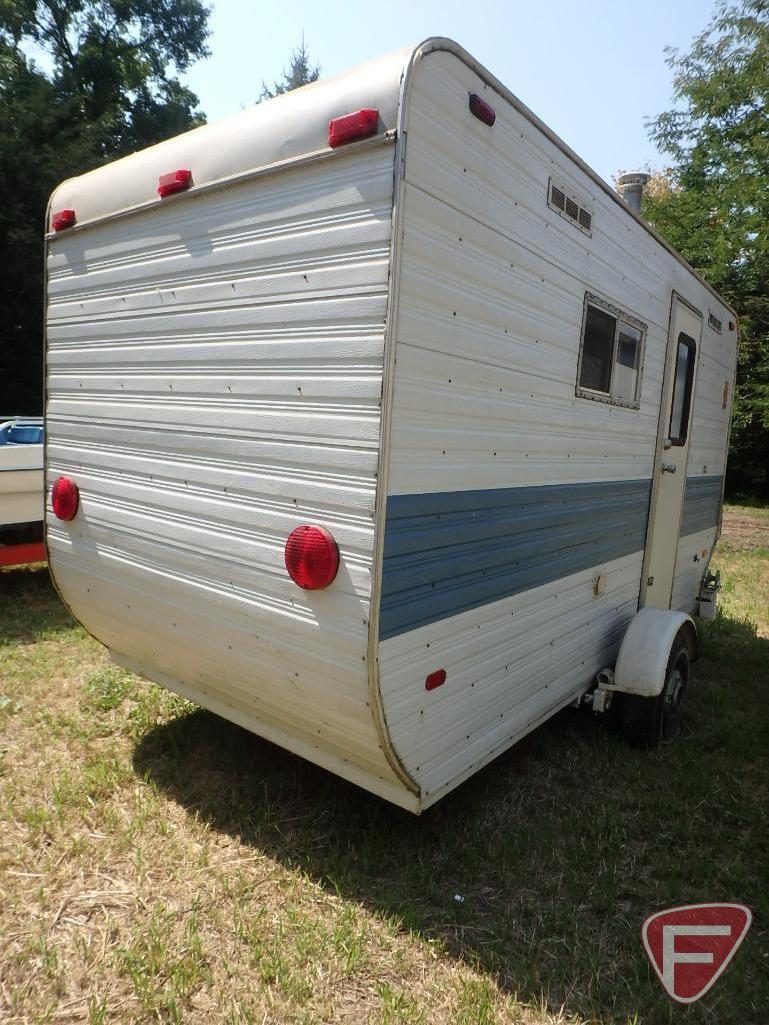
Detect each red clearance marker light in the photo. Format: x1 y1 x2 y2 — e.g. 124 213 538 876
425 669 447 691
158 169 192 198
468 93 496 126
52 209 76 231
285 525 339 590
51 476 79 521
328 108 379 148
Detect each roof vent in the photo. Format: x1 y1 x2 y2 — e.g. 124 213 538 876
617 171 650 215
548 179 592 235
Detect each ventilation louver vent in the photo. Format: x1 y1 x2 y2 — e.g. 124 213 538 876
548 179 593 235
708 311 723 334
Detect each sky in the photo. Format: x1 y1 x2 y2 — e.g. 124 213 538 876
181 0 717 186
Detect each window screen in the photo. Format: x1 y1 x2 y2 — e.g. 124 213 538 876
668 332 696 445
576 294 646 408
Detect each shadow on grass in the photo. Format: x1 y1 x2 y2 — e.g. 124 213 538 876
134 613 769 1025
0 565 76 644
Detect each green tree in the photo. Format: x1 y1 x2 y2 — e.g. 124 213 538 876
644 0 769 495
0 0 211 413
260 38 319 101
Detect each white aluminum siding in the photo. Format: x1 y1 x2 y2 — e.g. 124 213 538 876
46 143 416 808
375 46 736 805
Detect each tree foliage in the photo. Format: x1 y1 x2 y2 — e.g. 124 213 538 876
643 0 769 494
260 39 319 101
0 0 210 412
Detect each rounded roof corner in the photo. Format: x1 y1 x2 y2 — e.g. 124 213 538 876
46 43 417 231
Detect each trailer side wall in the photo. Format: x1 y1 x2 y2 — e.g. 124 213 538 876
377 48 736 807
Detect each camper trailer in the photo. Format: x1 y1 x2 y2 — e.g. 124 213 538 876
44 39 737 813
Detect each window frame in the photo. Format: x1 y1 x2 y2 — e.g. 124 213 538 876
667 331 697 446
575 292 647 410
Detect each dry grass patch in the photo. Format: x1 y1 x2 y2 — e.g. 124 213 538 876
721 502 769 552
1 508 768 1024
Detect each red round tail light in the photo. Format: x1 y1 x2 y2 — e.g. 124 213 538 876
285 525 339 590
51 476 80 521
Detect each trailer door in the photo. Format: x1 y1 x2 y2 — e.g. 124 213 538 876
643 294 702 609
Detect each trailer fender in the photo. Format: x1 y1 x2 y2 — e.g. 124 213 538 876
605 608 698 698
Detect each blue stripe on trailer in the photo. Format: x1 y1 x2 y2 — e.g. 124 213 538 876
380 478 653 640
680 475 724 536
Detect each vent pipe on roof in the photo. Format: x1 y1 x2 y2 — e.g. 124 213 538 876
617 171 651 215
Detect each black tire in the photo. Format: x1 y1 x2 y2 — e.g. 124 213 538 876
616 630 692 747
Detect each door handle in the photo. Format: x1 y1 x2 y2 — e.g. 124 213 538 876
661 462 677 474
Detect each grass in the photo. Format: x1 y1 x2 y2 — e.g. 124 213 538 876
0 507 767 1024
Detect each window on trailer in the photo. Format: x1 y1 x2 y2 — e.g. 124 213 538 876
576 294 645 408
668 332 697 445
